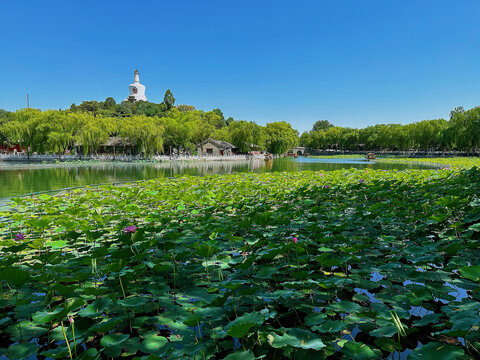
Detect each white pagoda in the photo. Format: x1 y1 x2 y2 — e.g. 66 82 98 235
125 69 147 102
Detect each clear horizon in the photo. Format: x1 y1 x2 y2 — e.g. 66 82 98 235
1 0 480 133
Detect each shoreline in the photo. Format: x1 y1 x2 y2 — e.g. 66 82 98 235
0 155 268 171
0 153 259 163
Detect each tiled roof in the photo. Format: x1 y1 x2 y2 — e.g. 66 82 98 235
204 138 237 149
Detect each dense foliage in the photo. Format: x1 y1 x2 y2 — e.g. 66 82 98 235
3 96 480 155
0 94 298 156
0 158 479 359
300 107 480 152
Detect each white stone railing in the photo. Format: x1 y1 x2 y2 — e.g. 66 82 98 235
0 153 257 162
151 154 254 161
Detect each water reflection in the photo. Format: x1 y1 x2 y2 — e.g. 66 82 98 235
0 157 435 198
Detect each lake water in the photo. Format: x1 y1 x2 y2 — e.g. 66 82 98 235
0 157 435 199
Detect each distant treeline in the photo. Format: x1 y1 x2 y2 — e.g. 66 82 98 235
0 91 298 157
300 107 480 152
1 92 479 156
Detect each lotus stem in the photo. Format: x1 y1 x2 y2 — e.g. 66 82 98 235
390 310 406 337
61 320 73 360
70 317 77 359
119 275 126 299
205 257 210 284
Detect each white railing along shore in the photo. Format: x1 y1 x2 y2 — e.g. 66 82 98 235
0 153 258 162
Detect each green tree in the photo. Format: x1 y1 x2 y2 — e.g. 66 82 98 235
162 89 176 111
47 112 87 156
0 109 52 159
104 97 116 109
161 116 192 155
229 120 264 153
299 131 312 148
77 114 113 156
203 110 225 129
211 109 227 128
212 127 230 143
312 120 333 132
263 121 298 154
135 101 167 117
129 115 164 157
191 120 215 156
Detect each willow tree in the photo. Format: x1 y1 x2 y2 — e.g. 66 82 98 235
47 112 86 156
160 116 192 155
263 121 298 154
0 109 50 159
191 120 215 156
77 114 113 155
129 115 164 158
228 120 264 153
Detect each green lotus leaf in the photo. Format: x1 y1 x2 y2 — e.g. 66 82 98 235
304 312 327 327
341 341 382 359
223 350 256 360
32 307 64 323
373 338 399 353
40 346 70 359
413 313 442 327
6 320 48 341
100 333 130 348
227 312 264 338
117 296 149 307
311 320 346 333
329 300 362 313
408 342 465 359
7 342 38 360
78 297 113 317
77 348 100 360
195 243 218 257
459 265 480 282
183 315 203 327
0 267 29 287
267 328 325 350
468 223 480 232
407 287 432 306
369 319 400 338
50 240 68 249
255 266 277 279
140 334 167 354
89 317 122 333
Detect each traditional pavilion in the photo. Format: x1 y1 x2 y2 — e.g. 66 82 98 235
125 69 147 102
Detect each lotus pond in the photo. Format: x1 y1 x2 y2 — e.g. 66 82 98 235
0 157 479 359
0 157 433 199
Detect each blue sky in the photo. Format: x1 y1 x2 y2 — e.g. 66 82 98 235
1 0 480 133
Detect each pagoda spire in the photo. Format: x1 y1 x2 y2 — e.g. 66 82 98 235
134 69 140 83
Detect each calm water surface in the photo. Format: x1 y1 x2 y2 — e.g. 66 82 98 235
0 157 435 198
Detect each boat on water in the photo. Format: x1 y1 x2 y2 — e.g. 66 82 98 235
366 153 376 160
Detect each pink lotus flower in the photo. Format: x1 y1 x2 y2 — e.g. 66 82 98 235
292 237 298 243
124 225 137 234
14 233 25 241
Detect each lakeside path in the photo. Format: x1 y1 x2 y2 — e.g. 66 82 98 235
0 157 479 359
